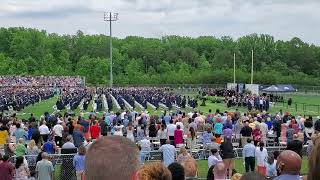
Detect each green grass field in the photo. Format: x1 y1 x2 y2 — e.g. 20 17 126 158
196 158 308 178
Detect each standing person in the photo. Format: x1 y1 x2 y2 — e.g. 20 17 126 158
0 123 9 149
159 140 176 167
273 117 281 145
73 125 84 148
26 140 40 168
174 125 183 147
136 125 145 141
304 119 313 144
208 148 222 168
240 122 252 147
99 118 108 136
35 152 54 180
222 125 233 142
255 142 268 176
187 127 196 150
234 119 244 147
202 127 213 147
148 121 158 138
52 121 64 147
157 124 168 146
220 138 235 179
213 118 223 139
286 134 303 158
61 135 76 149
126 123 135 142
252 124 262 146
266 155 277 178
15 138 26 157
73 145 86 180
260 119 268 145
0 155 15 180
39 121 50 144
167 120 176 145
89 120 100 140
286 124 295 144
15 156 29 180
242 138 256 172
13 123 28 141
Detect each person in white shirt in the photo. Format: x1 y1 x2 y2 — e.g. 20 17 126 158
260 119 269 145
166 120 176 145
208 148 222 168
53 121 64 147
139 137 151 152
255 142 268 176
157 124 168 146
39 121 50 142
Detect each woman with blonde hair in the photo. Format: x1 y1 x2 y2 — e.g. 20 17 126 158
138 162 172 180
26 139 40 167
177 146 191 163
308 135 320 180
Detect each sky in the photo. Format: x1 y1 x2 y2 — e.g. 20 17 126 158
0 0 319 44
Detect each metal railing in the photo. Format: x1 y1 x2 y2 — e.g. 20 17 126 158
9 145 307 180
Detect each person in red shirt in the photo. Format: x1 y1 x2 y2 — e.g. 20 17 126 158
89 120 101 140
0 155 15 180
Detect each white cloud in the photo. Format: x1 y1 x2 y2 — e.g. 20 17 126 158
0 0 319 44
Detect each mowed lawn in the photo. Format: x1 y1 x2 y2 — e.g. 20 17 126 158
196 157 309 178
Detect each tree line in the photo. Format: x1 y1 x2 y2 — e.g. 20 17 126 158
0 27 319 86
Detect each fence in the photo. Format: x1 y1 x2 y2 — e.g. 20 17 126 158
273 101 320 116
9 145 308 180
11 154 76 180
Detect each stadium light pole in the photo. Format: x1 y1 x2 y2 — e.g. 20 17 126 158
104 12 118 88
233 53 236 84
251 49 254 84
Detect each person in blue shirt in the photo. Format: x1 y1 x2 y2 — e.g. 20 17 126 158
73 145 86 180
202 128 213 145
214 118 223 135
42 138 57 154
13 123 28 141
159 140 176 167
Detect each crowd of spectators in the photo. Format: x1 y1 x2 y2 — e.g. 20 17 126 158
0 76 84 87
0 104 319 179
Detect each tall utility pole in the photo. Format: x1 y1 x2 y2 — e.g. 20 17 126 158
251 49 254 84
104 12 118 88
233 53 236 84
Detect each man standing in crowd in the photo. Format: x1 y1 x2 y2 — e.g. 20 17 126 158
159 140 176 167
240 122 252 147
39 121 50 143
12 123 27 141
167 120 176 145
0 155 15 180
242 138 256 172
36 152 54 180
274 150 301 180
286 134 303 157
52 120 63 147
61 135 76 149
